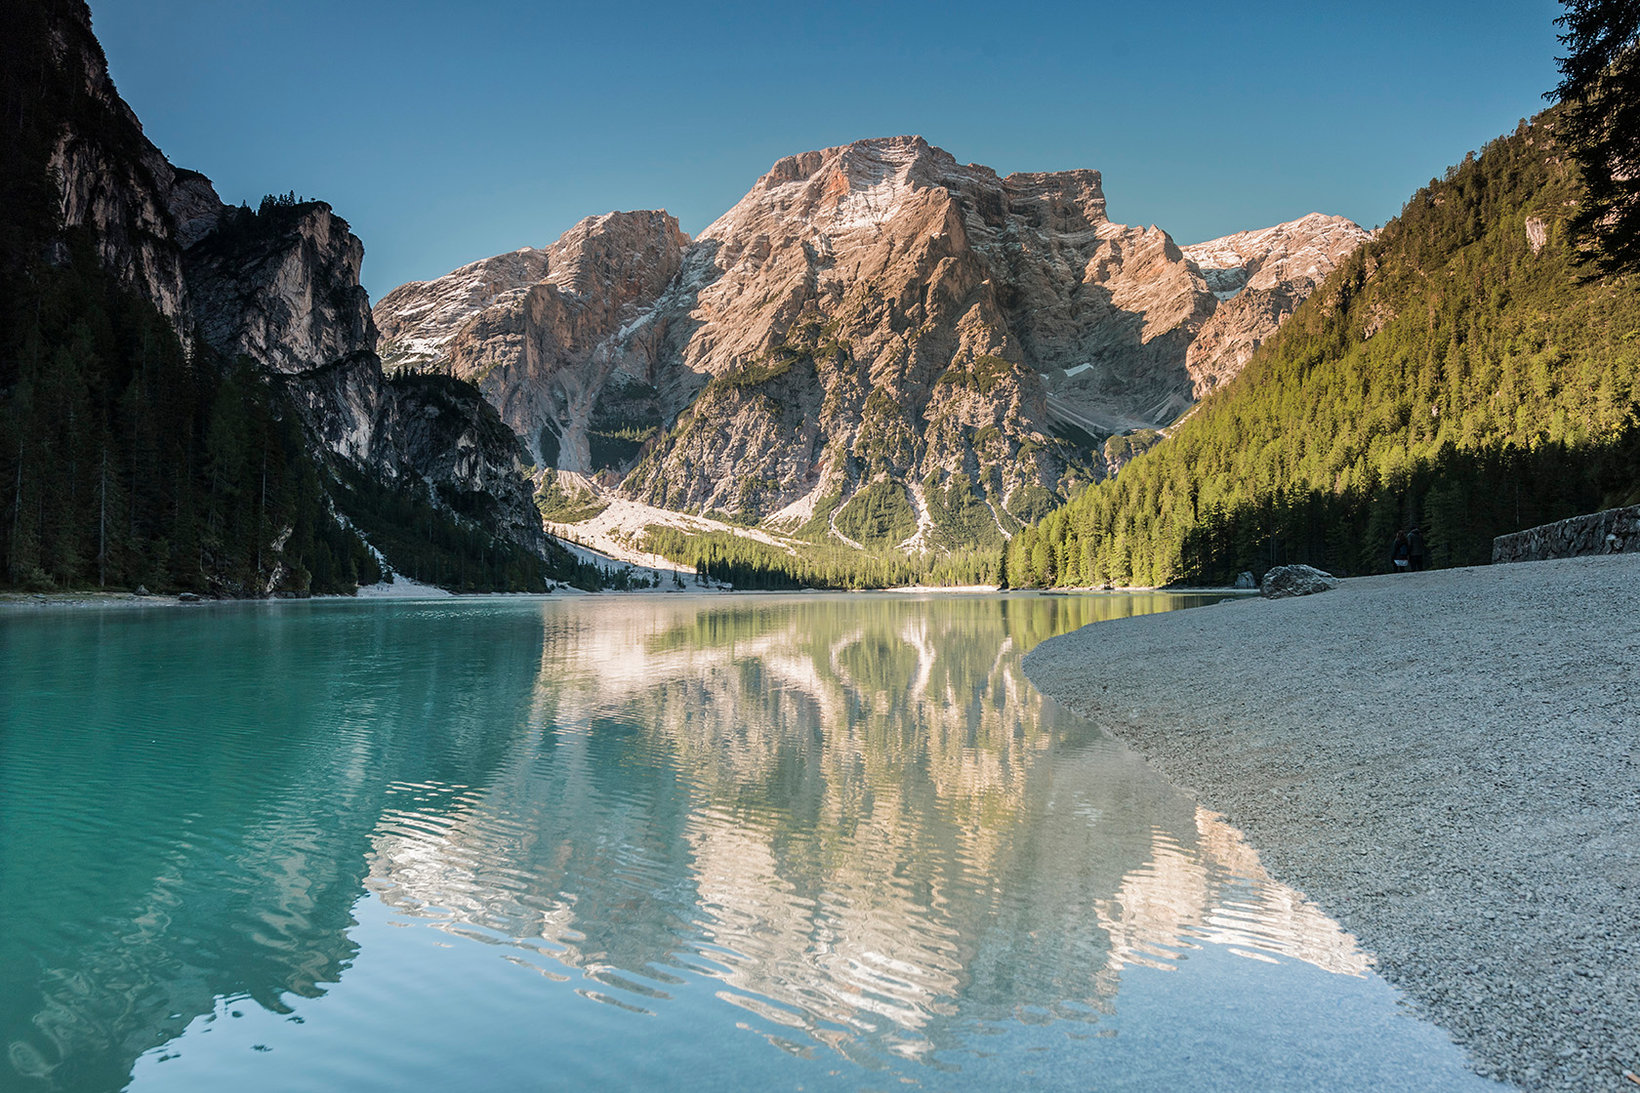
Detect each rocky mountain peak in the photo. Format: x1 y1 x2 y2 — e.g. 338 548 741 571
1181 213 1373 397
376 211 687 377
543 209 688 301
709 137 1110 247
706 136 958 246
753 135 942 190
375 248 550 372
376 140 1371 556
1182 212 1372 300
999 168 1108 231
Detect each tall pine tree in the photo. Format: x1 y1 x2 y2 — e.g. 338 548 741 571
1552 0 1640 274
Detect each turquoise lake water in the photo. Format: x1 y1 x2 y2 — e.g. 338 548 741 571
1 593 1498 1091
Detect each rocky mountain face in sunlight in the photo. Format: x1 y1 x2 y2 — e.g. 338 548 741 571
1181 213 1375 397
376 137 1368 552
377 211 689 476
31 1 548 561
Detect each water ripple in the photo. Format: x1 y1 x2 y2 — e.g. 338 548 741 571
1 596 1489 1093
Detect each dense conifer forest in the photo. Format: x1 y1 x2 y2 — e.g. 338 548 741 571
0 9 369 594
0 234 385 594
639 525 1002 590
0 233 598 595
0 4 596 595
1005 116 1640 589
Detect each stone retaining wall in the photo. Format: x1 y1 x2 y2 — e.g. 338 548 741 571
1491 505 1640 563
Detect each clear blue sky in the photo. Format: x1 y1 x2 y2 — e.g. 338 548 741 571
89 0 1565 300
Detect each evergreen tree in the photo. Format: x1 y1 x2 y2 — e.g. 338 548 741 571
1552 0 1640 274
1008 114 1640 589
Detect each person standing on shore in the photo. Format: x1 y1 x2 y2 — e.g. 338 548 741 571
1391 530 1411 573
1408 527 1427 572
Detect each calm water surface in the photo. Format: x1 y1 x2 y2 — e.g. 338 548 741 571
1 593 1496 1091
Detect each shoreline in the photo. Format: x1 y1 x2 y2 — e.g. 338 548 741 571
1022 553 1640 1092
0 583 1243 612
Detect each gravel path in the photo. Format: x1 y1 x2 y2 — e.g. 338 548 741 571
1023 555 1640 1092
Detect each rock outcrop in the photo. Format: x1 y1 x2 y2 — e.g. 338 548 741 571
31 0 549 570
1181 214 1374 397
185 202 377 378
40 8 212 327
377 140 1369 553
377 210 687 475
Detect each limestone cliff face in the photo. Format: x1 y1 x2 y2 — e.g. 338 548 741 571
185 202 376 378
377 211 687 473
180 204 547 557
376 247 550 372
1181 213 1373 397
39 6 217 326
37 1 547 566
377 138 1369 551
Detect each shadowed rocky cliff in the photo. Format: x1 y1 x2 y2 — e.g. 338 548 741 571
7 0 552 588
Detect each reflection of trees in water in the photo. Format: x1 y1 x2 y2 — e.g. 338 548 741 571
1 604 545 1092
369 594 1367 1068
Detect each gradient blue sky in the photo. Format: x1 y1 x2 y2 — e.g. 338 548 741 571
90 0 1564 299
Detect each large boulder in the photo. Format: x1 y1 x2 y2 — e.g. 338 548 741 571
1260 564 1339 599
1233 570 1257 589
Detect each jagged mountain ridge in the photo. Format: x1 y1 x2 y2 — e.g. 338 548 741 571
1181 213 1373 397
9 0 553 587
377 138 1368 553
1004 113 1640 591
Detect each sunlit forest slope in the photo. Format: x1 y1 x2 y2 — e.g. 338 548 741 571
1007 115 1640 588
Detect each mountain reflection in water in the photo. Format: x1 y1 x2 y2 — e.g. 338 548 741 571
362 594 1362 1064
3 593 1480 1092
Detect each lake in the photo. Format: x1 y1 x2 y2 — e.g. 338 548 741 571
1 592 1495 1090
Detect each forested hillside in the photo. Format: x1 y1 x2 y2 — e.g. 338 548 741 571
0 1 600 595
0 5 370 594
1007 115 1640 589
0 235 387 594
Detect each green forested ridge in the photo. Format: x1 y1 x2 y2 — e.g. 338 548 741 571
922 470 1006 552
0 233 382 594
1 1 589 595
833 480 918 548
638 526 1003 590
1006 115 1640 589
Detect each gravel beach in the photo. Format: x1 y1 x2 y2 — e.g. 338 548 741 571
1023 554 1640 1092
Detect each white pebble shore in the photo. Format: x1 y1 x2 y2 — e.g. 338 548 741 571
1023 554 1640 1091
